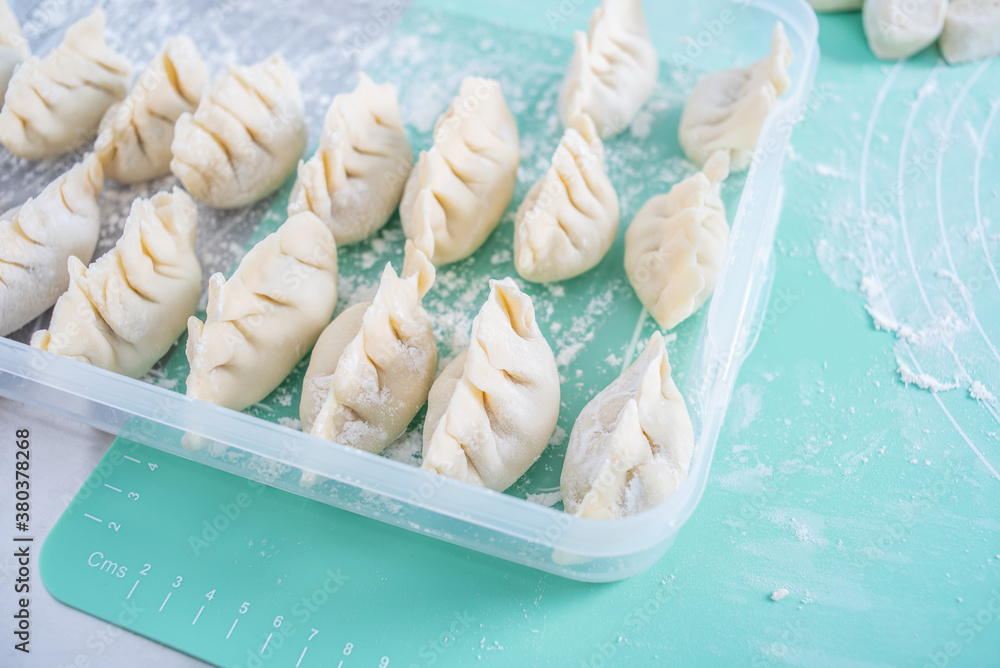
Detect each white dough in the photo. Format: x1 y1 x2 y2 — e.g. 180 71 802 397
514 110 619 283
0 11 130 160
422 278 559 492
30 188 201 378
0 0 29 99
399 77 520 266
863 0 947 60
96 36 209 184
0 154 103 336
301 241 436 463
558 0 659 140
678 22 792 172
288 72 412 245
560 331 693 520
171 54 306 209
625 151 731 330
185 212 338 414
940 0 1000 64
806 0 863 11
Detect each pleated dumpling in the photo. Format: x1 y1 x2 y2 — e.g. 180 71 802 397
0 0 29 98
0 11 131 160
399 77 520 266
288 72 412 245
301 241 436 460
31 189 201 378
624 151 730 330
171 54 307 209
561 331 693 519
514 110 619 283
0 154 104 336
558 0 659 140
185 212 338 414
940 0 1000 64
678 23 792 172
96 36 209 184
422 278 559 492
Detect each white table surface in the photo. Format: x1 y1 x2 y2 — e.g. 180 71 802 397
0 397 207 667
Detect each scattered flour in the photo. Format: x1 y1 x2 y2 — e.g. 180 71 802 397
770 589 789 602
897 360 959 393
969 381 997 404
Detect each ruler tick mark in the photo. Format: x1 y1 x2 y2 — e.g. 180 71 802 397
123 455 140 464
104 484 121 493
158 592 171 612
126 580 139 600
192 605 205 625
296 646 308 667
83 514 102 523
261 632 273 653
226 618 239 640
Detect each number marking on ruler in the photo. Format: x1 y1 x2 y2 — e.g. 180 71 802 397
226 619 239 640
104 484 121 493
126 581 139 600
261 633 273 653
296 647 308 667
83 514 102 523
192 605 205 625
158 592 171 612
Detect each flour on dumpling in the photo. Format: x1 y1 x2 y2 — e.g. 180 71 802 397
514 109 619 283
678 22 792 171
0 11 130 159
399 77 520 266
561 332 693 519
31 189 201 378
0 0 29 98
558 0 659 140
171 54 306 209
0 155 103 336
422 278 559 492
288 72 412 245
96 36 209 184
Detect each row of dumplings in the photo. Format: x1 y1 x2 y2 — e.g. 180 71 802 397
0 0 795 520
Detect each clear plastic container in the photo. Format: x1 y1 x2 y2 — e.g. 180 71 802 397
0 0 818 582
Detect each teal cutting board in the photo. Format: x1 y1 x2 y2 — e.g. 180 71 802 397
40 7 1000 668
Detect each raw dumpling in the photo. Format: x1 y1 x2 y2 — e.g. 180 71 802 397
0 0 29 98
561 331 693 519
558 0 659 140
95 36 209 184
185 212 338 413
0 154 103 336
399 77 520 266
30 188 201 378
863 0 947 60
171 54 307 209
807 0 862 11
422 278 559 492
625 151 730 330
939 0 1000 64
678 22 792 172
288 72 412 245
514 110 619 283
302 241 436 460
0 11 130 160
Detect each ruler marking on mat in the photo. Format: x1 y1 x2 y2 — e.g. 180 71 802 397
621 308 649 375
226 619 239 640
104 484 121 493
123 455 140 464
126 580 139 600
83 514 101 523
261 632 273 653
296 646 308 667
192 605 205 626
158 592 171 612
